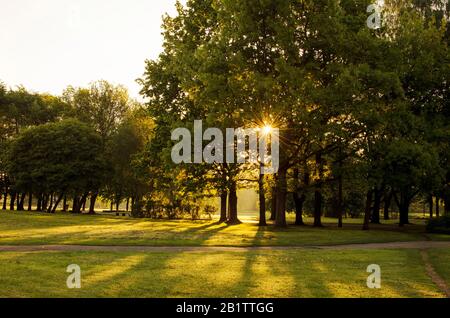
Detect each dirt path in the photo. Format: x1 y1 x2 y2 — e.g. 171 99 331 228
0 241 449 252
420 250 450 298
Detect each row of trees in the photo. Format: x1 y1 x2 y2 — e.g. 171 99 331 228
1 0 449 230
138 0 450 228
1 81 152 215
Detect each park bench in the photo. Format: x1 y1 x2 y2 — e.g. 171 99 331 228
102 210 131 217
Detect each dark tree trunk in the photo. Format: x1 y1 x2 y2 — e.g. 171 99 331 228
384 191 392 220
363 189 374 230
126 198 130 212
337 147 344 228
258 172 267 226
63 195 67 212
72 195 80 213
81 197 86 212
428 195 433 219
270 186 277 221
227 181 240 225
17 193 26 211
49 193 64 213
444 193 450 216
337 172 343 228
88 193 97 214
131 195 143 218
275 169 287 227
436 197 440 218
293 192 305 226
396 191 411 226
2 192 8 210
36 194 42 211
371 188 382 224
42 194 49 211
399 202 410 226
27 192 32 211
219 191 227 223
292 168 305 226
313 153 323 227
9 192 16 211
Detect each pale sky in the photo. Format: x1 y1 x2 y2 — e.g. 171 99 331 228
0 0 183 99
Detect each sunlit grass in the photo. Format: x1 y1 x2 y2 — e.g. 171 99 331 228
0 249 444 298
0 210 439 246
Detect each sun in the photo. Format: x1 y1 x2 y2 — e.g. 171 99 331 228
262 125 273 136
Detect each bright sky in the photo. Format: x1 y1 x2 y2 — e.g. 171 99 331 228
0 0 183 99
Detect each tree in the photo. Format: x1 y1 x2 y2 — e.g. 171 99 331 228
7 120 105 213
63 80 135 212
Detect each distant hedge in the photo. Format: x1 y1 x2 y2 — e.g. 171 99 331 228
426 216 450 235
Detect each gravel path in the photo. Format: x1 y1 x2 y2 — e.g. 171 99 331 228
0 241 449 252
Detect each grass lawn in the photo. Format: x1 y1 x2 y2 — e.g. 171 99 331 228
0 211 448 298
0 249 445 298
0 210 444 247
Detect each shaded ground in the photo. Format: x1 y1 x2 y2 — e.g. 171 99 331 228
0 241 449 252
0 211 447 247
0 249 448 298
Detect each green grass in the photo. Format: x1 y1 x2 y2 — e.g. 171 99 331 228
0 249 445 298
0 210 440 247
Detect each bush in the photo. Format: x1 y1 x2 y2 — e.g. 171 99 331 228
426 215 450 234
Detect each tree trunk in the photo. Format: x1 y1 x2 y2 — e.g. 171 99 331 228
27 192 32 211
293 192 305 226
428 195 433 219
444 192 450 216
371 188 382 224
258 172 267 226
313 153 323 227
72 195 80 213
9 192 16 211
398 191 411 226
126 198 130 212
81 196 86 212
363 189 374 230
292 168 305 226
63 195 67 212
436 197 440 218
2 192 7 210
36 194 42 211
17 193 26 211
49 193 64 213
42 194 49 211
88 193 98 214
399 202 410 226
219 191 227 223
275 169 287 227
337 172 343 228
227 181 240 224
270 186 277 221
384 191 392 220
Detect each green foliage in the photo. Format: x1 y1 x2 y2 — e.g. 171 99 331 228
7 120 105 197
